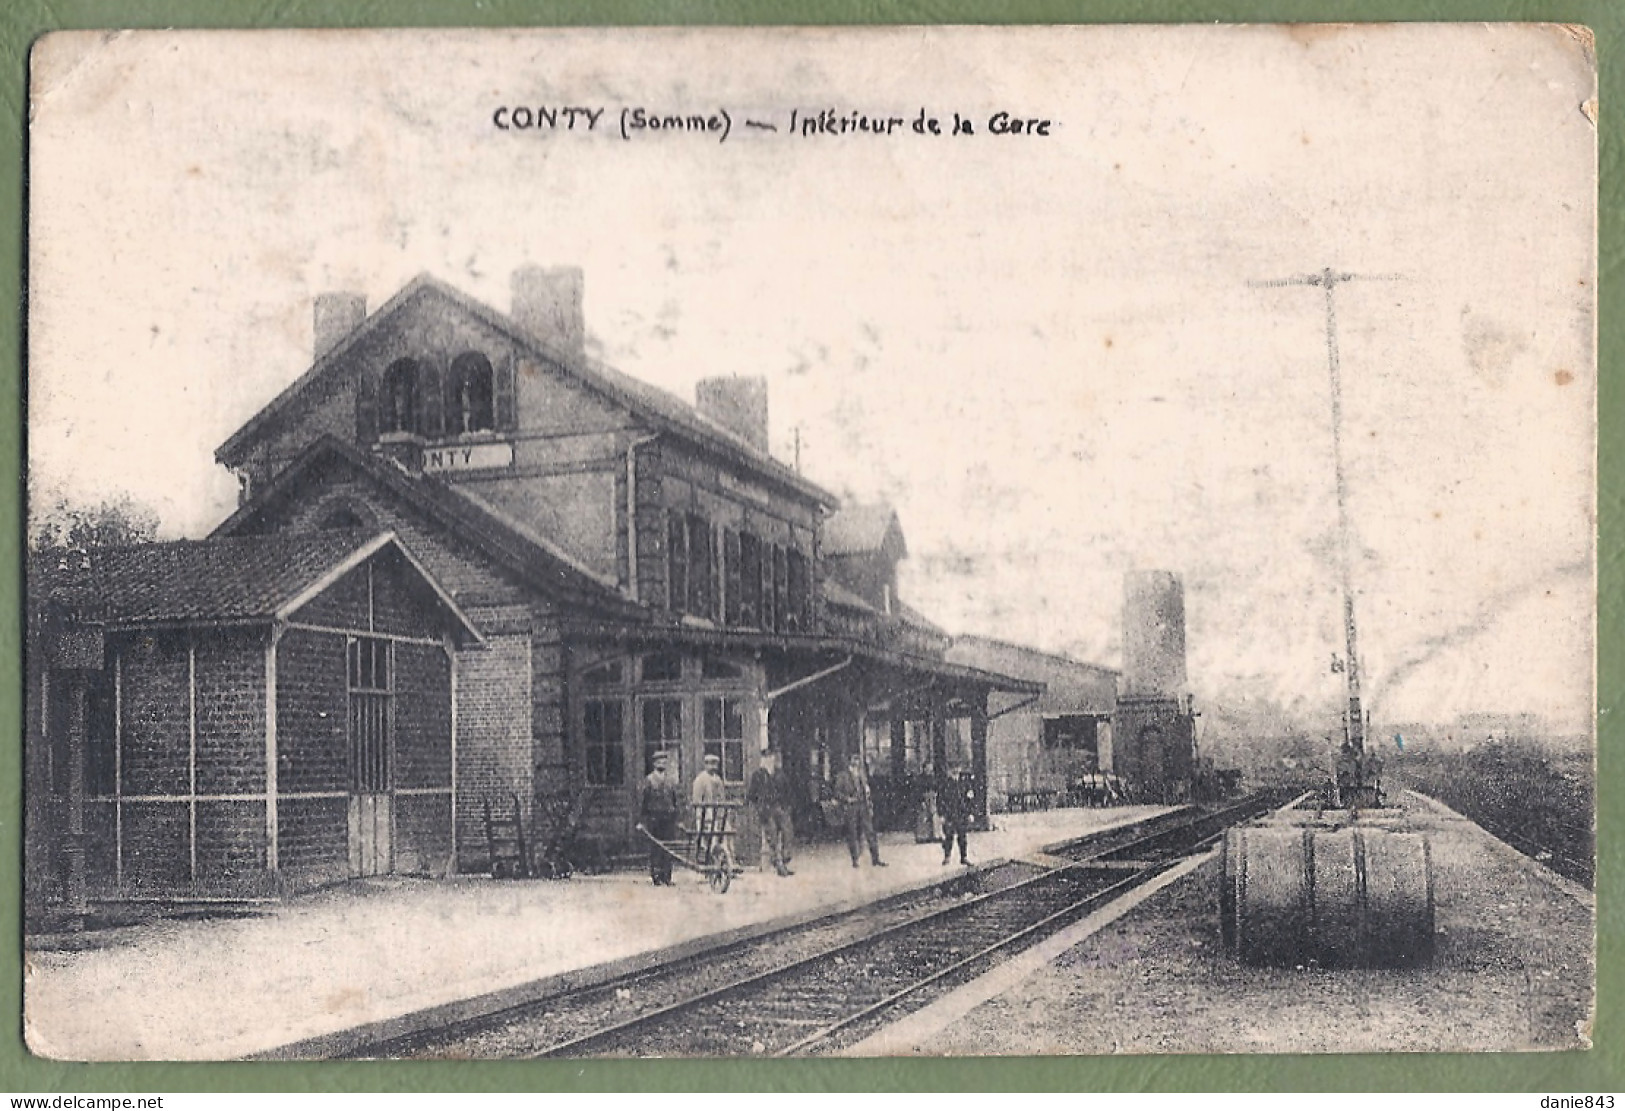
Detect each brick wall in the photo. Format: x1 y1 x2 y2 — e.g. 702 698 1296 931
196 800 266 882
531 614 567 784
395 641 452 790
194 628 266 796
275 628 348 795
370 550 437 639
121 800 188 892
120 632 190 796
274 628 350 884
244 296 517 483
394 793 452 874
453 634 532 870
296 562 370 629
276 796 348 882
24 640 49 911
466 470 618 582
247 372 360 491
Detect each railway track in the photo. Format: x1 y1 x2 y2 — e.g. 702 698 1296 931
353 793 1281 1059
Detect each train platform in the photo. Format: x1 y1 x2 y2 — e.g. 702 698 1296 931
24 804 1172 1060
844 791 1596 1056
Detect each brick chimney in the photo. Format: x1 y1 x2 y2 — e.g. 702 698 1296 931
696 376 770 455
511 265 585 356
313 292 367 361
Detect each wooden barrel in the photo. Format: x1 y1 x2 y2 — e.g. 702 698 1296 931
1358 827 1435 966
1224 825 1433 968
1224 826 1313 967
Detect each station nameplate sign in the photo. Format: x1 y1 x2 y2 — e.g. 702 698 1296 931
423 441 515 473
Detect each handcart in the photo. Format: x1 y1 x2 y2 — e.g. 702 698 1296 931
636 802 743 894
484 794 530 879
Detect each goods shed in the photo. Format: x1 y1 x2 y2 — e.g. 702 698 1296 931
945 635 1118 812
27 530 481 904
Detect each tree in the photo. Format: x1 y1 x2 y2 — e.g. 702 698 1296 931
29 491 161 556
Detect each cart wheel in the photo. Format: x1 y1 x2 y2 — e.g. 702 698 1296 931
708 847 733 894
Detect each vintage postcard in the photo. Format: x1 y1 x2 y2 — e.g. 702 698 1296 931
23 25 1595 1060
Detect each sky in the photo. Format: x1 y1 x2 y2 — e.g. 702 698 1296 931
27 26 1597 741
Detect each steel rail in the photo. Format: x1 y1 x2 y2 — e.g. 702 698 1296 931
533 861 1109 1058
774 863 1160 1056
351 861 1031 1058
535 794 1279 1058
354 814 1150 1058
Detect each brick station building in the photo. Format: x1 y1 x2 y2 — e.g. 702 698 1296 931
27 268 1037 903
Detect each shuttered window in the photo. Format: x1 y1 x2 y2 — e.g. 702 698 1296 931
687 512 713 619
738 532 761 628
759 542 777 631
666 512 688 613
786 548 810 632
723 530 742 626
772 545 789 633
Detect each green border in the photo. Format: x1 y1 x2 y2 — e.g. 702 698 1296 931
2 0 1618 1094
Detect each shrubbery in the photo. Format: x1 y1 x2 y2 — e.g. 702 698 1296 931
1394 738 1593 886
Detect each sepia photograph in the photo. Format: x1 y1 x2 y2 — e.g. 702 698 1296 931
22 24 1596 1061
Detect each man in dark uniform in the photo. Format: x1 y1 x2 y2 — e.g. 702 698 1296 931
639 749 681 886
937 765 975 866
834 753 887 869
746 750 795 877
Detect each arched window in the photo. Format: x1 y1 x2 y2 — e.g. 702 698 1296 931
450 352 495 435
381 358 419 435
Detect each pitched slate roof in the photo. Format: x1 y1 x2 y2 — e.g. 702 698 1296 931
33 530 479 642
823 503 905 557
823 579 881 614
552 615 1043 696
946 634 1117 712
215 273 837 508
893 599 946 638
947 633 1119 677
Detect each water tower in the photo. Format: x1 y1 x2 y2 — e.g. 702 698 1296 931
1115 570 1196 802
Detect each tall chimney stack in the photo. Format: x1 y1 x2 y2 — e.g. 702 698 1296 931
696 376 770 455
313 292 367 361
511 265 585 356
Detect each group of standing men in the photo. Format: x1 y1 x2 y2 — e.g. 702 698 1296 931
637 749 801 886
638 748 976 885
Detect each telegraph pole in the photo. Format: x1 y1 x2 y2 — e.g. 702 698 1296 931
1250 268 1399 805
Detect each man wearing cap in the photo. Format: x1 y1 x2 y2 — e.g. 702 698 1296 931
639 750 681 886
691 753 727 805
691 753 729 864
937 765 975 866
